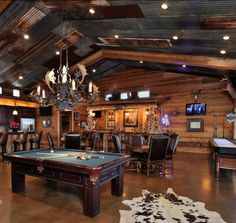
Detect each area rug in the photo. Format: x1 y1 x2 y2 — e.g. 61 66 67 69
119 188 226 223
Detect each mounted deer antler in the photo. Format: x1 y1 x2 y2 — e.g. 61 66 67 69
220 75 236 99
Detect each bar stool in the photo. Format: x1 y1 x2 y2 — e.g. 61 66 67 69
29 131 43 149
13 131 29 152
0 132 9 162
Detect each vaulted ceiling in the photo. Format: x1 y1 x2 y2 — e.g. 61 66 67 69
1 0 236 95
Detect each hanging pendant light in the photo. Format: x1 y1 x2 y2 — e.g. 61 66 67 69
13 102 18 115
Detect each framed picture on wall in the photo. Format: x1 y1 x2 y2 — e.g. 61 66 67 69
42 118 52 128
74 112 80 121
124 110 138 127
186 118 204 132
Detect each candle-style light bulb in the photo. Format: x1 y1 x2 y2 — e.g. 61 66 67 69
72 80 76 90
37 85 41 95
62 65 67 83
42 89 46 99
88 82 93 93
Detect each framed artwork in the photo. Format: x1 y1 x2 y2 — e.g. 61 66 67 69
42 118 51 128
124 110 138 127
80 121 87 128
74 112 80 121
186 118 204 132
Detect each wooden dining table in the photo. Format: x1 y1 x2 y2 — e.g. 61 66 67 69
125 144 149 153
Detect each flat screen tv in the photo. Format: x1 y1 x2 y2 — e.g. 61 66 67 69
186 103 206 115
39 106 52 116
93 110 101 118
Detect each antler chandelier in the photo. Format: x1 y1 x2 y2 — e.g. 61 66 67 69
30 3 98 110
32 62 99 110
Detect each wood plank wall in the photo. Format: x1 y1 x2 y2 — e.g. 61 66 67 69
93 68 233 153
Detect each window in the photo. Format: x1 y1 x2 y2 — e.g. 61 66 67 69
13 89 20 97
105 94 112 101
0 87 2 94
138 90 150 98
120 92 131 100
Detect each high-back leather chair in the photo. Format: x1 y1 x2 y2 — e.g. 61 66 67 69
13 131 29 152
30 131 43 150
46 132 54 149
0 132 9 162
129 134 144 146
91 132 100 150
142 136 169 176
112 135 122 153
65 133 81 150
166 134 179 172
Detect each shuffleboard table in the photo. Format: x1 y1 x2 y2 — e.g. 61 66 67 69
5 148 130 217
211 138 236 180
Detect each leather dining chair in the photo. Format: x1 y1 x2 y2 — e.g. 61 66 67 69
112 135 122 153
29 131 43 150
65 133 81 150
129 134 144 146
13 131 29 152
166 134 179 172
141 135 169 176
91 132 101 150
46 132 55 149
0 132 9 162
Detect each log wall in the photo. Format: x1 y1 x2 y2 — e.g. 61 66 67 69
93 69 233 153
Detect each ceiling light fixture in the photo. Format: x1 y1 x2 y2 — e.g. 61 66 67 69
220 50 226 54
223 35 230 40
18 76 23 80
182 64 186 68
56 51 60 55
173 35 178 40
24 34 29 39
92 69 96 73
139 60 143 64
161 3 168 10
29 2 99 110
114 34 119 39
89 8 95 14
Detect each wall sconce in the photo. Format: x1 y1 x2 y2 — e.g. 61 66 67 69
192 90 201 103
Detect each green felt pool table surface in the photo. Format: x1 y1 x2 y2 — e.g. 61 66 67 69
12 148 125 167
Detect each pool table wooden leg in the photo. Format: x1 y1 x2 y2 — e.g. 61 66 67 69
12 164 25 192
84 183 100 217
216 158 220 181
111 166 124 196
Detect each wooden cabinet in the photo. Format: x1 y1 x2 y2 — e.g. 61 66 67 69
106 110 116 128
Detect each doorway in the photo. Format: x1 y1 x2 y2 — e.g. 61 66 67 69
60 111 73 141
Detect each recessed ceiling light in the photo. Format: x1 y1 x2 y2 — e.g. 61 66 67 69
173 35 178 40
223 35 230 40
114 34 119 39
56 51 60 55
19 76 23 80
220 50 226 54
139 60 143 64
182 64 186 68
92 69 96 73
161 3 168 10
89 8 95 14
24 34 29 39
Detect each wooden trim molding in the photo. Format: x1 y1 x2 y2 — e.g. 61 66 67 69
0 98 39 108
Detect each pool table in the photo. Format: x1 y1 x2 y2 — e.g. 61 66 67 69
5 148 130 217
211 138 236 180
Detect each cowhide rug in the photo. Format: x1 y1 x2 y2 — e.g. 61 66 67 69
119 188 226 223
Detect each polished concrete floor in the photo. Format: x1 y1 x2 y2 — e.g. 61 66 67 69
0 152 235 223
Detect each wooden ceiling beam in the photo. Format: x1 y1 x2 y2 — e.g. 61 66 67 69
69 50 104 73
101 49 236 71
